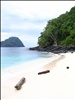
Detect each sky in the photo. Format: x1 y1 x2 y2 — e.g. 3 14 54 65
1 1 75 47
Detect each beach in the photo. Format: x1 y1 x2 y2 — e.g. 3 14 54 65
1 52 75 100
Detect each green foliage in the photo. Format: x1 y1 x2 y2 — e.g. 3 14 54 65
63 36 73 45
38 6 75 47
38 31 54 47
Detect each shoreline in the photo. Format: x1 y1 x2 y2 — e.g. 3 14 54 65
1 51 55 70
1 53 58 72
1 52 75 99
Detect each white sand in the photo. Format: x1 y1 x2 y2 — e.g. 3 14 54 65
1 52 75 100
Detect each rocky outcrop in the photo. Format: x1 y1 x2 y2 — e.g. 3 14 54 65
29 45 75 54
1 37 25 47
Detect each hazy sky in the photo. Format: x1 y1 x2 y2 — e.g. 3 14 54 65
1 1 75 47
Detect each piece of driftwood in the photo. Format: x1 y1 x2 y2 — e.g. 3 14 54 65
38 70 50 75
15 77 25 90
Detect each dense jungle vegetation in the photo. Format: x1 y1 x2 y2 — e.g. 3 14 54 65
38 6 75 47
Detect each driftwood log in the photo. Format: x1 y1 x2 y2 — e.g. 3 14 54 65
38 70 50 75
15 77 25 90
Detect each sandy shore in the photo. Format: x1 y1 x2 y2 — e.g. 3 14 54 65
1 52 75 100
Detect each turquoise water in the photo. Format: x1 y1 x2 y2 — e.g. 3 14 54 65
1 47 54 69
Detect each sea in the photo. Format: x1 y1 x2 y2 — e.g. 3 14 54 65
1 47 54 69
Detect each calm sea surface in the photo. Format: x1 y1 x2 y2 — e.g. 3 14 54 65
1 47 54 69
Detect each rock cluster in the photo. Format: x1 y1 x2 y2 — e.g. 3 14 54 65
29 45 75 54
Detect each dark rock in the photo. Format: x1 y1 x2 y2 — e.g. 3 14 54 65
66 66 69 69
66 45 75 51
38 70 50 75
71 51 73 53
29 46 39 50
29 45 75 54
1 37 25 47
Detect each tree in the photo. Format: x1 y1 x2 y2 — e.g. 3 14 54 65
38 6 75 47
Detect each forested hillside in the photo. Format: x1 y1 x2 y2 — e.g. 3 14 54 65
1 37 25 47
38 6 75 47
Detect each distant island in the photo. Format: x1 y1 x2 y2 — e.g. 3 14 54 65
29 6 75 53
1 37 25 47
